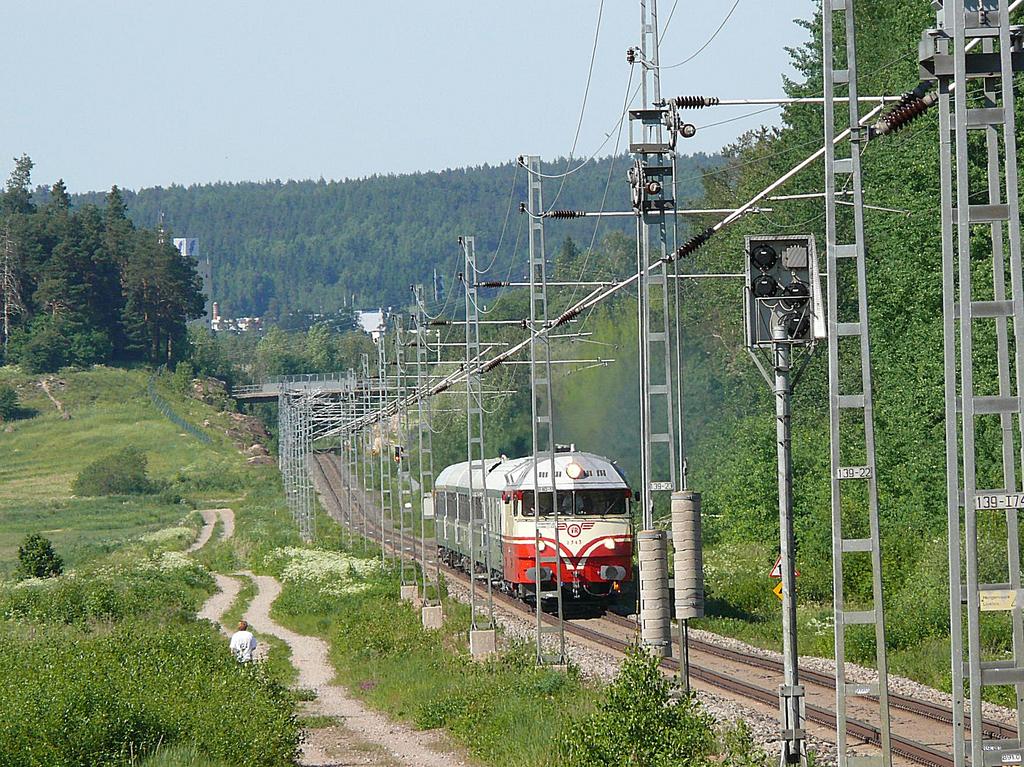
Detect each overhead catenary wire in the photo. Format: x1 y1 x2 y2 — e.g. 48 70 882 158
339 7 1024 437
546 0 605 213
478 163 521 274
660 0 741 70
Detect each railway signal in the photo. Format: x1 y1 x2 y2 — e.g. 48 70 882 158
743 233 822 765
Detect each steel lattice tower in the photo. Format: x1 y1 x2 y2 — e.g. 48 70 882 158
920 4 1024 766
525 155 567 666
822 2 893 765
413 286 443 609
629 0 678 657
395 318 418 587
377 333 395 564
462 236 496 638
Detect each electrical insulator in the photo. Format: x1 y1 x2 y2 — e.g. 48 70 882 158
519 202 527 214
479 281 510 288
870 87 937 139
646 181 662 196
680 123 697 139
429 320 451 326
626 47 637 64
553 306 582 327
673 95 720 109
548 209 585 219
675 226 715 259
482 354 507 373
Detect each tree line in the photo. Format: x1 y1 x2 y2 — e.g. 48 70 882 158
71 153 721 319
1 156 204 372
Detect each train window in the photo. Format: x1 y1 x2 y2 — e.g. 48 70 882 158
573 490 628 515
521 490 627 516
519 491 554 516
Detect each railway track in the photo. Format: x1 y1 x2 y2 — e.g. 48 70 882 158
310 452 1006 767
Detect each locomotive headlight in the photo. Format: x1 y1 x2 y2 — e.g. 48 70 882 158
604 539 615 550
565 462 584 480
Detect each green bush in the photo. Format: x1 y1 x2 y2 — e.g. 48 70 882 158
0 384 18 420
0 621 300 767
556 648 716 767
15 533 63 580
172 361 196 396
72 446 156 496
9 313 112 374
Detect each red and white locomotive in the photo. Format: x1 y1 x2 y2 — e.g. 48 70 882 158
433 449 633 600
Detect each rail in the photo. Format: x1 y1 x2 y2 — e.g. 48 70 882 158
310 452 1018 767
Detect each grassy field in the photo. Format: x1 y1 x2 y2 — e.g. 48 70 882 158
0 366 248 576
0 364 307 766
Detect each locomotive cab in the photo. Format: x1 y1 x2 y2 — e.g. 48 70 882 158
434 450 633 603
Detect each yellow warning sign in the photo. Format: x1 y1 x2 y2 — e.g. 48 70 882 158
773 581 784 601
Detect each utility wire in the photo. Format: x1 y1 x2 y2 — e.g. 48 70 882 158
661 0 741 70
547 0 605 212
562 64 635 318
479 163 520 274
697 105 782 130
344 0 1024 434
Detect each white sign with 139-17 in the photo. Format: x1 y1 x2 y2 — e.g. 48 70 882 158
976 493 1024 510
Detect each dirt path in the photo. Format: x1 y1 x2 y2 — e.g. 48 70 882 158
194 509 241 632
238 571 471 767
197 574 243 632
187 508 235 553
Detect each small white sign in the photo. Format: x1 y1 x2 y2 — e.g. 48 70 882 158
976 493 1024 511
836 466 872 480
650 481 673 491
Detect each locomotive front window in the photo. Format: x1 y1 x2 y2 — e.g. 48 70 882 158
573 490 628 516
521 490 627 516
521 491 555 516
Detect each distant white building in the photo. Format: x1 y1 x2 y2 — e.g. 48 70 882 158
175 238 212 330
356 309 385 339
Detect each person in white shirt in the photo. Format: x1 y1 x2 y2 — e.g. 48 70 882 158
229 620 257 663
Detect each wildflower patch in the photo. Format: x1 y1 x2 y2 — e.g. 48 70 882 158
265 547 380 597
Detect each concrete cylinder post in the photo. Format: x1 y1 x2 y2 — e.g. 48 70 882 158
671 490 704 620
637 529 672 657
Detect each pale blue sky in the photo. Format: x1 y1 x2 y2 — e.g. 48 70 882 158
2 1 814 193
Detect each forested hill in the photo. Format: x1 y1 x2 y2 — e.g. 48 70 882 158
72 153 719 318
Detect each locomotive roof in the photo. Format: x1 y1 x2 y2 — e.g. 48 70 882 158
434 451 629 493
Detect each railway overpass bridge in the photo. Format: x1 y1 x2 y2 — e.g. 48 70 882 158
231 374 351 403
